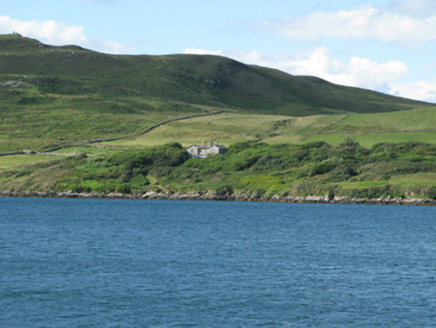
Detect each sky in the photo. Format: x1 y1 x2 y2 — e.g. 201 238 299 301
2 0 436 102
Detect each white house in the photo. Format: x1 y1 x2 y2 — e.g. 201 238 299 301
187 141 228 158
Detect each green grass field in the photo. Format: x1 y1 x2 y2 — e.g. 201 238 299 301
326 107 436 132
101 108 436 149
305 132 436 147
107 113 302 147
389 173 436 187
2 107 435 154
0 154 58 169
0 88 221 152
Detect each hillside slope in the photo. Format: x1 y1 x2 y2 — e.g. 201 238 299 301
0 33 432 116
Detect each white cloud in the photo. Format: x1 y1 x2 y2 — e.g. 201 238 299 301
86 38 135 55
265 0 436 43
184 48 224 56
389 0 436 18
286 48 409 91
185 47 409 92
238 48 436 102
0 16 87 44
389 81 436 102
187 47 435 102
0 16 132 54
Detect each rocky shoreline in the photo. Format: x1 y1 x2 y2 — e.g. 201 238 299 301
1 190 435 206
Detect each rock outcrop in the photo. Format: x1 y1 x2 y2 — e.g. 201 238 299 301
1 190 434 206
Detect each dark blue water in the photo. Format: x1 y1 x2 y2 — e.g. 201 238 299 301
1 198 435 327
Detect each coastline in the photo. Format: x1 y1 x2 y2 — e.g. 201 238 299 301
1 190 435 206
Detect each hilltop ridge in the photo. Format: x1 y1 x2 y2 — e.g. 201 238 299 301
0 34 432 116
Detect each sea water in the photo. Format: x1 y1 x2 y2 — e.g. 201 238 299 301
1 197 435 327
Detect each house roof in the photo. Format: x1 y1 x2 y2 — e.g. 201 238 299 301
187 144 228 149
187 145 210 149
211 145 228 149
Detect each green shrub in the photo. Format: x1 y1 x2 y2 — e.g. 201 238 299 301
116 184 131 194
215 185 233 196
350 185 396 199
427 187 436 200
309 163 336 177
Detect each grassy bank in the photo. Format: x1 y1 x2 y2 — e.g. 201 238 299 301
103 108 436 148
1 141 435 201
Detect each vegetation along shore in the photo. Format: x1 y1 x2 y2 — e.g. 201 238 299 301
1 141 435 205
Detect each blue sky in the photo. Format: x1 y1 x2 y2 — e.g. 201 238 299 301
2 0 436 102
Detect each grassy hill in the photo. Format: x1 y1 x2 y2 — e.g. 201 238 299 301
1 33 434 152
1 33 435 201
0 33 431 117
